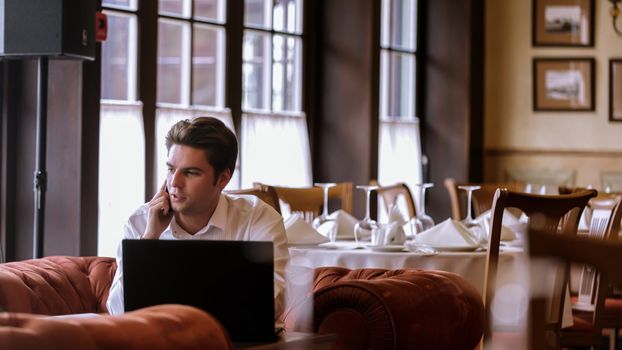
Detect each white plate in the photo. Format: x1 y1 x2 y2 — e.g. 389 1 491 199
430 245 480 252
366 245 407 252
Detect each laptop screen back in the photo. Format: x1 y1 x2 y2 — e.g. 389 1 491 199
122 239 275 342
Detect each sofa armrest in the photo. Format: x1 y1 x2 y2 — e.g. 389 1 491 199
0 304 232 350
313 267 485 350
0 256 116 315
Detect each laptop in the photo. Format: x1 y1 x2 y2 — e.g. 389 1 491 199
122 239 276 342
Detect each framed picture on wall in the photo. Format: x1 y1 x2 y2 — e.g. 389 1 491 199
532 0 594 47
533 57 595 111
610 59 622 122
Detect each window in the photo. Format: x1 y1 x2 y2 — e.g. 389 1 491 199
240 0 311 188
99 0 145 257
97 0 312 256
155 0 235 189
242 0 302 112
377 0 422 220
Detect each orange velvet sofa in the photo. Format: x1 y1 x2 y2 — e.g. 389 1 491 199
311 267 485 350
0 256 232 350
0 256 485 350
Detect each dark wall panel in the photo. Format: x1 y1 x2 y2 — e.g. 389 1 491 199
13 60 37 260
315 0 379 218
2 58 98 260
46 60 82 256
423 0 484 221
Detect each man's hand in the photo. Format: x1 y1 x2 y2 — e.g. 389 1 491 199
142 182 173 239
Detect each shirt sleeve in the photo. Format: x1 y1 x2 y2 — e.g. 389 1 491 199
247 202 290 319
106 217 142 315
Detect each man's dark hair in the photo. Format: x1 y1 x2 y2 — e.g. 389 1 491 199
165 117 238 183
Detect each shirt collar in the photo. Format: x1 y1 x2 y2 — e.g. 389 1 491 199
169 193 228 237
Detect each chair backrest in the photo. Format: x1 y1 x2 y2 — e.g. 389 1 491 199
575 197 622 310
225 184 281 214
255 182 353 223
559 187 622 234
375 182 417 220
528 228 622 350
444 178 524 220
483 188 597 343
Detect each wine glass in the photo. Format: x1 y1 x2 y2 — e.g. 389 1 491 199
353 185 379 246
312 183 337 241
458 185 483 242
413 183 435 231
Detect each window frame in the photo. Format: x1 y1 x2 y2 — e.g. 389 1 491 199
98 0 309 197
157 2 228 108
379 0 419 122
242 0 304 113
100 7 139 103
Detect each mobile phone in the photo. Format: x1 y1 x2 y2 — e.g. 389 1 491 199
163 181 173 212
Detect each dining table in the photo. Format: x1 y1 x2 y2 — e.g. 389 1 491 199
289 241 524 293
287 240 539 331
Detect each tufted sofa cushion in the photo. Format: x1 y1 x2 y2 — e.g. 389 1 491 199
313 267 485 350
0 256 116 315
0 304 232 350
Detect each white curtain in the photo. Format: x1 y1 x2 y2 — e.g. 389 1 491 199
241 111 312 188
377 118 423 222
98 101 145 257
155 106 238 189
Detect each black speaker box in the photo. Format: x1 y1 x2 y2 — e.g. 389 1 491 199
0 0 95 60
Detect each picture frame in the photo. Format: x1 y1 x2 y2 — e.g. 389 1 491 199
533 57 595 111
532 0 594 47
610 59 622 122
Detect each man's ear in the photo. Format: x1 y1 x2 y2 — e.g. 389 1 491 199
216 168 232 189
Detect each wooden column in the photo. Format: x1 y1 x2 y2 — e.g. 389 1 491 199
314 0 380 218
1 58 101 260
422 0 484 221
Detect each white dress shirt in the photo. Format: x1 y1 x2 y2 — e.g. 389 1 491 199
106 193 289 316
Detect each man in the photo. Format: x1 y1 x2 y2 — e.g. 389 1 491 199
107 116 289 316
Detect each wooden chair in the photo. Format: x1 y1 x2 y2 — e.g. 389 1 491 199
528 227 622 349
564 197 622 350
483 188 597 347
225 184 281 214
444 178 524 220
559 186 621 199
254 182 353 223
559 187 622 233
586 196 622 347
374 182 417 220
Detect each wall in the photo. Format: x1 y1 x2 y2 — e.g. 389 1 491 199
423 0 484 220
315 0 379 218
485 0 622 189
0 58 100 261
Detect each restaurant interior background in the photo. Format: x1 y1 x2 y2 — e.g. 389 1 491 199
1 0 621 261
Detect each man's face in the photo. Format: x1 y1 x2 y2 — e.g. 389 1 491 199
166 144 231 215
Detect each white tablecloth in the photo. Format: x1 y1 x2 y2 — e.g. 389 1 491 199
289 241 574 334
288 242 536 332
289 243 524 295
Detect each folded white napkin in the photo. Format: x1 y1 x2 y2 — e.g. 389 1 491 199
327 209 358 240
284 213 330 245
372 222 407 246
476 209 519 241
415 219 479 248
372 205 407 246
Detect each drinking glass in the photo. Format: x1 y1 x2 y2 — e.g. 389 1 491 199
353 185 379 245
458 185 483 241
312 183 337 241
413 183 435 231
